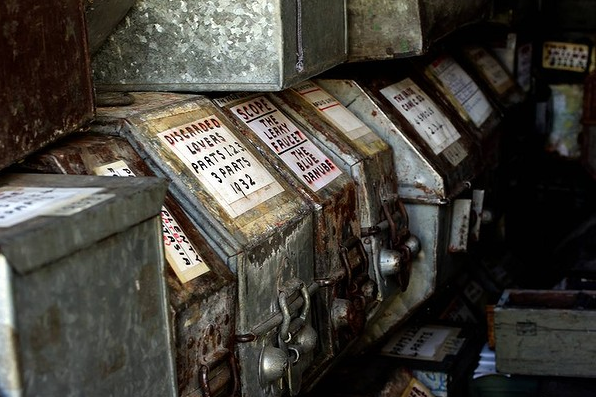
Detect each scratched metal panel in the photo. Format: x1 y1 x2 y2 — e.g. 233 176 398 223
0 173 175 397
92 0 347 92
213 91 376 389
90 92 318 396
0 0 94 172
12 134 239 397
346 0 491 61
270 83 419 310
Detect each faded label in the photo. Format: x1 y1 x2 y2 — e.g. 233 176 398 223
0 187 106 228
382 324 463 362
94 160 210 282
157 115 284 218
380 78 466 166
401 378 436 397
542 41 590 72
466 46 514 95
229 96 342 192
429 56 493 128
160 208 210 282
292 80 371 140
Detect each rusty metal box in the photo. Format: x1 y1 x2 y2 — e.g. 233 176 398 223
213 91 375 389
266 82 423 353
0 173 176 397
92 0 347 92
494 289 596 378
89 92 319 396
346 0 491 61
0 0 95 171
11 133 239 397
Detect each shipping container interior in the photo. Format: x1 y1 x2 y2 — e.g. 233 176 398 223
2 0 596 396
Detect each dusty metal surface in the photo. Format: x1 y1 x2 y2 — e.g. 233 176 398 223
13 134 240 397
346 0 491 61
0 0 94 172
90 92 318 396
213 92 376 389
92 0 347 92
0 173 175 397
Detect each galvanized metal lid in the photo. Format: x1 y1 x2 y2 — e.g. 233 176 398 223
0 173 168 274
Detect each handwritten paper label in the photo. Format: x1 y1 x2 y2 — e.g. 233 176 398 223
429 56 493 128
160 208 210 282
466 46 514 95
380 78 466 166
292 80 371 140
229 96 342 192
0 187 106 227
94 160 210 282
383 324 464 362
157 115 284 218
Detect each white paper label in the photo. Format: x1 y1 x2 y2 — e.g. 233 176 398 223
383 324 463 362
229 96 342 192
380 78 465 166
157 115 284 218
429 56 493 128
0 187 106 227
94 160 210 282
292 81 371 140
161 208 210 282
466 46 513 95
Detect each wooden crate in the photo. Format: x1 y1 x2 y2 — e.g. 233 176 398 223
494 289 596 377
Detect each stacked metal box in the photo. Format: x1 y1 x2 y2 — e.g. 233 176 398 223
91 0 347 91
262 81 423 354
0 173 175 397
11 131 239 397
89 92 319 397
0 0 94 171
213 91 376 389
345 0 492 61
316 65 486 348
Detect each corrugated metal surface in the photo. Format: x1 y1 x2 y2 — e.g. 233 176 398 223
92 0 347 92
0 0 94 171
0 173 175 397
